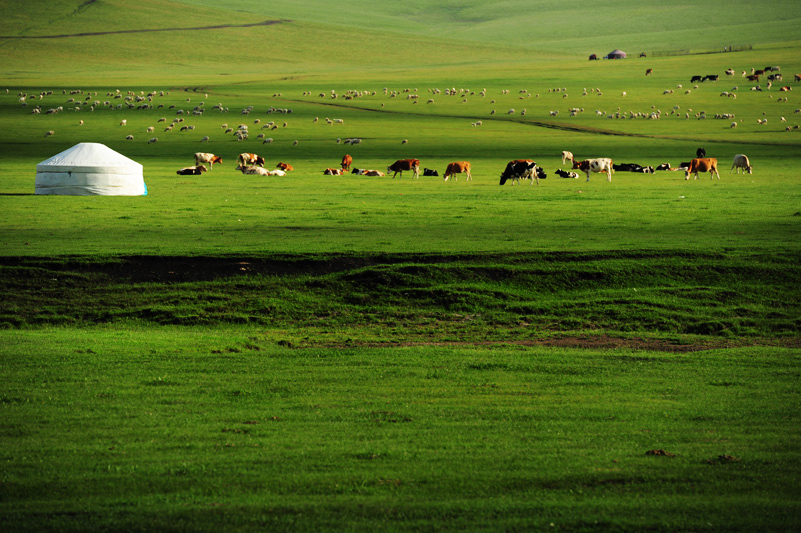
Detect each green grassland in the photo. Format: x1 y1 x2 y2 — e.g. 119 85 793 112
1 0 801 530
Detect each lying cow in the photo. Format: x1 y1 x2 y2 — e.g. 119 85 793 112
351 168 385 176
237 164 270 176
555 168 579 179
655 163 672 171
685 158 720 180
444 161 472 181
572 158 614 181
276 162 294 172
387 158 420 179
613 163 654 173
176 165 207 175
499 159 546 185
423 168 439 176
323 168 345 175
731 154 752 174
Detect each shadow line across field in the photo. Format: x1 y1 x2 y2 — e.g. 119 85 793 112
0 20 287 40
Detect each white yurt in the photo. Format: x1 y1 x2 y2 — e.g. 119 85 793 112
35 142 147 196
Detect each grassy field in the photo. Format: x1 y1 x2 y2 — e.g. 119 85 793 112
1 0 801 530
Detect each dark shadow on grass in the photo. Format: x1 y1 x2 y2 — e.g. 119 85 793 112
0 20 288 39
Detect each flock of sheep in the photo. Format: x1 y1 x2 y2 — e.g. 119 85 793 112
10 64 797 183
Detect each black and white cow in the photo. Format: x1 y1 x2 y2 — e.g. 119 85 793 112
499 160 546 185
613 163 654 173
555 168 580 179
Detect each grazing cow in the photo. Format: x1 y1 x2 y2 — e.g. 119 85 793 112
795 74 801 82
194 152 222 170
561 151 574 164
387 158 420 179
341 154 352 171
237 152 265 167
646 68 653 76
176 165 207 176
696 147 706 158
703 74 719 82
276 162 294 172
499 159 546 185
685 158 720 180
691 75 703 83
572 158 614 181
323 168 345 175
731 154 752 174
423 168 439 176
555 169 580 179
443 161 472 181
236 164 270 176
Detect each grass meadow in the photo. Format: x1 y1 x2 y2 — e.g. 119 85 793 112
2 0 801 530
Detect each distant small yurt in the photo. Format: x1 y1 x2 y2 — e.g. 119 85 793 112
35 142 147 196
605 49 627 59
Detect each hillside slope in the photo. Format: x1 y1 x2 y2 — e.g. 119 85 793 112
2 0 800 85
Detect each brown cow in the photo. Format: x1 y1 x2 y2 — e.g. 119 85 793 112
387 158 420 179
194 152 222 169
341 154 352 171
443 161 472 181
685 158 720 180
237 152 265 167
276 162 294 171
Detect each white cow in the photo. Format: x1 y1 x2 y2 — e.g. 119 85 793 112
572 158 614 181
561 151 574 164
731 154 752 174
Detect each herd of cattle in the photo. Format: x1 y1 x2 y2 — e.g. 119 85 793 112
177 150 752 183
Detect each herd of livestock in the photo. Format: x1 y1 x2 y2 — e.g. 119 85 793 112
177 149 753 184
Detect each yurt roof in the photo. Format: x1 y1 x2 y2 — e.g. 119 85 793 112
36 142 143 174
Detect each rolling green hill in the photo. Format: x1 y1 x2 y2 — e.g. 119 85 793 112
2 0 801 84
